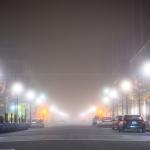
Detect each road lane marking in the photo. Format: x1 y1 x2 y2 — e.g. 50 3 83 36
1 134 150 142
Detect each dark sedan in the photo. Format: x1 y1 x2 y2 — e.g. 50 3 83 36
118 115 145 133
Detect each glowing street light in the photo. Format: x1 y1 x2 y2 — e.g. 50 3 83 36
11 82 24 122
103 88 110 95
142 61 150 77
39 93 47 100
10 104 16 112
11 82 24 95
26 90 36 124
36 93 47 105
26 90 36 100
36 97 43 105
110 89 118 99
120 80 132 93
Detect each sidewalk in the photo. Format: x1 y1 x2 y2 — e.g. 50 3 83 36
0 123 29 133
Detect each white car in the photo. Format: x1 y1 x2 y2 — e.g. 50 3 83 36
98 117 112 127
30 119 45 128
96 119 102 127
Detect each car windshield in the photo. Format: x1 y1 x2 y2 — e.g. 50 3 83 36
0 0 150 150
125 115 143 120
117 116 123 119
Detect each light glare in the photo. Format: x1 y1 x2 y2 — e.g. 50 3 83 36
26 90 36 100
103 88 110 95
142 62 150 77
120 80 132 93
12 82 24 95
110 89 118 99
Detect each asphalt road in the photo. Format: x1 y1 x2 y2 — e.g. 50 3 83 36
1 125 150 150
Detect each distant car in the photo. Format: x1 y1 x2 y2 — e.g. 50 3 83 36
112 115 123 130
96 119 102 127
92 116 99 126
118 115 145 133
100 117 112 127
30 119 44 128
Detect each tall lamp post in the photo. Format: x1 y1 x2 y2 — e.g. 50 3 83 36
11 82 24 123
110 89 118 118
141 61 150 118
26 90 36 124
120 80 132 115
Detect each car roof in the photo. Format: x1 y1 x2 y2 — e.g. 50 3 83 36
124 115 140 117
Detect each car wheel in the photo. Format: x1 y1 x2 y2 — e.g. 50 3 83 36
138 128 142 133
122 128 125 132
118 127 121 132
142 128 145 133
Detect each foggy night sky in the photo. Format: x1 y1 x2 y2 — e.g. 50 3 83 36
0 0 150 115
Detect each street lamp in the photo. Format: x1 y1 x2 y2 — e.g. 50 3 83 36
120 80 132 115
103 88 110 95
26 90 36 100
10 104 16 112
26 90 36 124
120 80 132 93
110 89 118 117
36 97 43 105
39 93 47 100
35 93 48 105
11 82 24 123
110 89 118 99
138 61 150 117
12 82 24 95
142 61 150 77
102 96 110 105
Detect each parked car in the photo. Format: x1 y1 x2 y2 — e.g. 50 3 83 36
96 119 103 127
30 119 45 128
92 116 100 126
100 117 112 127
118 115 145 132
112 115 123 130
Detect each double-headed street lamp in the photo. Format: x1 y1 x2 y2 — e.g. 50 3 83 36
36 93 47 105
11 82 24 123
110 89 118 117
26 90 36 124
139 61 150 117
120 80 132 115
102 88 118 117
